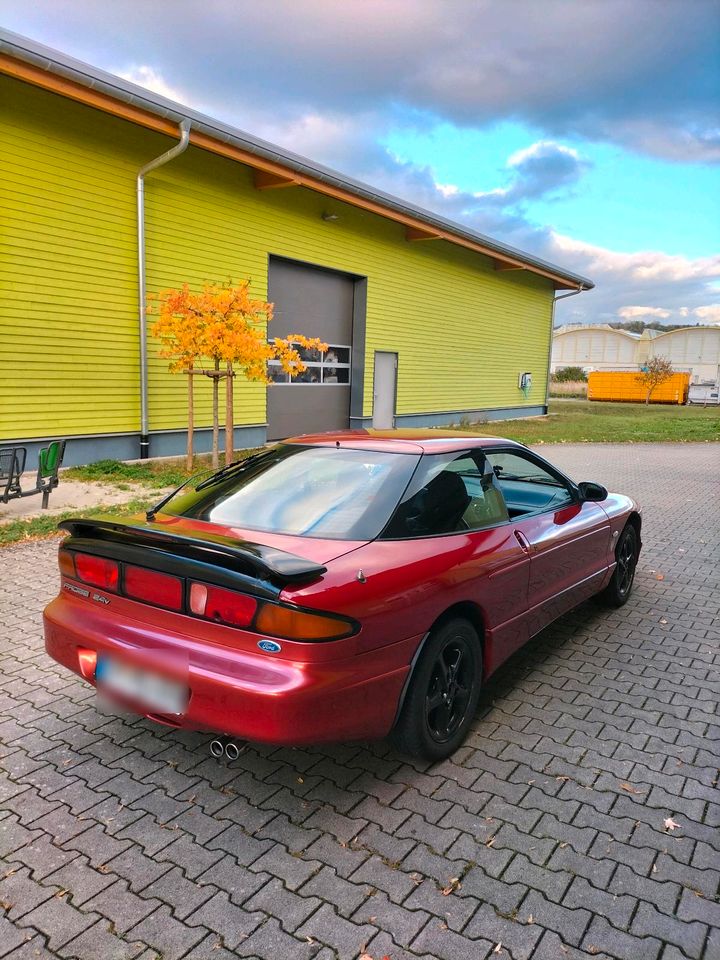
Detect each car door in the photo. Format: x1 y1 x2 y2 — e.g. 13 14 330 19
374 449 532 671
486 448 611 637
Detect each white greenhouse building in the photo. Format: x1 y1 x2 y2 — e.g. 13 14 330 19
552 324 720 384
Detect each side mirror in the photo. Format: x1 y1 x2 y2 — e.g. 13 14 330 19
577 481 608 502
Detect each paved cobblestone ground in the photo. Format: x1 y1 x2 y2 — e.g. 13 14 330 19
0 443 718 960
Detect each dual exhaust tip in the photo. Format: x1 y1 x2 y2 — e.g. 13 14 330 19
210 738 245 761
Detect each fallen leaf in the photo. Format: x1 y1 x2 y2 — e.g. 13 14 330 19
442 877 461 896
664 817 681 832
486 836 496 847
620 783 644 795
527 914 534 923
493 944 503 954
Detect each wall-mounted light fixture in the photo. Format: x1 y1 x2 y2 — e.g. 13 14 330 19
321 212 340 222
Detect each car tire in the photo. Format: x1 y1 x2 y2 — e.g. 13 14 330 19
599 524 638 608
390 617 482 761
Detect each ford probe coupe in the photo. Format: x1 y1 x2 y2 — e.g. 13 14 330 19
43 432 641 760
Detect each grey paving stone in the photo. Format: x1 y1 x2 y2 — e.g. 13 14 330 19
296 902 378 960
582 915 663 960
464 902 543 960
59 919 147 960
2 444 720 960
17 895 96 951
83 878 160 935
185 891 264 949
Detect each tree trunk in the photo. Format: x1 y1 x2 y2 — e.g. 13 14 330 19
645 387 651 405
225 362 234 466
186 371 194 472
212 359 220 469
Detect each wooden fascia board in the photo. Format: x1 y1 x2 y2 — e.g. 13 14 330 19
405 226 441 241
0 53 583 291
253 170 301 190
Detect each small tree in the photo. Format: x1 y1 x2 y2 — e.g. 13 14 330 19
636 356 674 405
151 281 326 469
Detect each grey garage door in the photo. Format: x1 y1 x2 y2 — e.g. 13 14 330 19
267 257 355 440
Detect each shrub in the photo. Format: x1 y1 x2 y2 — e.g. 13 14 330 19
552 366 588 382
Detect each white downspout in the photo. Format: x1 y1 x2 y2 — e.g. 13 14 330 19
545 284 585 411
137 119 191 458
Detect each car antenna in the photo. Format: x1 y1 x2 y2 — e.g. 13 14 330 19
145 473 202 523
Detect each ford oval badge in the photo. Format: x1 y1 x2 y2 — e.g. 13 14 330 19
257 639 282 654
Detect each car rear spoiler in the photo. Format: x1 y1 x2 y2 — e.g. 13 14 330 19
58 516 327 591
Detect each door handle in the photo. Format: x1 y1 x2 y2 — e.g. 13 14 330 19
514 529 531 552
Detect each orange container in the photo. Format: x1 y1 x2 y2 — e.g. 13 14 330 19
587 371 690 404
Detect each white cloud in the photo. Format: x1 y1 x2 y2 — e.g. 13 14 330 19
693 304 720 323
118 65 186 103
507 141 580 167
618 306 671 319
550 234 720 283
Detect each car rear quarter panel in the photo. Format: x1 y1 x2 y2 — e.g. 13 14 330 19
282 525 531 676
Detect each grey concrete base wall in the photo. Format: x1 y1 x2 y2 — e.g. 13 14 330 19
350 405 547 429
8 425 267 470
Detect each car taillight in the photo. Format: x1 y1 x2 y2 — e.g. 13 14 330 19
59 548 76 577
124 565 183 611
189 582 257 627
255 603 355 641
73 553 119 592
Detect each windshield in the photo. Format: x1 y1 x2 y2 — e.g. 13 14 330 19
164 444 419 541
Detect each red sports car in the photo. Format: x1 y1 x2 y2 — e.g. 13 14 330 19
44 431 641 760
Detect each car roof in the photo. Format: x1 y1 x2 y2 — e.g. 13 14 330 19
283 429 527 455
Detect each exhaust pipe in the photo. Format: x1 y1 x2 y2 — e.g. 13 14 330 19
225 741 244 761
209 738 225 758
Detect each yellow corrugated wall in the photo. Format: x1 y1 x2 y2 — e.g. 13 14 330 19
1 76 555 441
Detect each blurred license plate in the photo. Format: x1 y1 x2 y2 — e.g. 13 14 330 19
96 655 188 715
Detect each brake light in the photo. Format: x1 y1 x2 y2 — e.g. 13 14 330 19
124 565 183 611
189 582 257 627
255 603 355 641
74 553 119 592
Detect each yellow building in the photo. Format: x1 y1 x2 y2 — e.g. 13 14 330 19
1 30 591 466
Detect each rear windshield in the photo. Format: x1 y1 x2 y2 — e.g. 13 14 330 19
165 444 419 541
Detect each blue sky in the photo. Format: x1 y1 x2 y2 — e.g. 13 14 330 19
1 0 718 325
383 121 720 261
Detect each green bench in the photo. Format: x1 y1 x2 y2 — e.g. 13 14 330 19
0 440 66 509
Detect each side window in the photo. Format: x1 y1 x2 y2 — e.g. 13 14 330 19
382 451 509 538
485 450 573 518
267 343 351 384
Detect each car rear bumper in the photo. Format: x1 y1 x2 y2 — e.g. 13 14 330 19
43 594 416 745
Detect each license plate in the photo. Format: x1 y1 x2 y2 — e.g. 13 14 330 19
96 655 188 715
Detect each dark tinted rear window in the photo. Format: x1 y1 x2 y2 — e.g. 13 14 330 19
165 444 419 540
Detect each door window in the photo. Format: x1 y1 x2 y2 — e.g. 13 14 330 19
382 451 509 538
485 450 573 518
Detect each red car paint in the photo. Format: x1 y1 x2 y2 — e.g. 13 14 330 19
43 432 641 746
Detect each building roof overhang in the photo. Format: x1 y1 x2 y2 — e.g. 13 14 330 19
0 28 594 292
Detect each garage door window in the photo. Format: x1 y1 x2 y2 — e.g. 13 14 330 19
268 343 351 384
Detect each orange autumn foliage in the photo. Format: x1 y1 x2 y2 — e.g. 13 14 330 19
150 280 327 379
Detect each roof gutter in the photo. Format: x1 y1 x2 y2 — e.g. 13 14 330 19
137 119 191 459
0 29 593 292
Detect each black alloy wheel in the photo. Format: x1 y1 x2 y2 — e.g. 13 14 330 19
600 523 638 607
391 617 482 761
425 633 475 743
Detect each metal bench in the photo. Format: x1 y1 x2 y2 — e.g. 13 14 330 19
0 440 66 509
